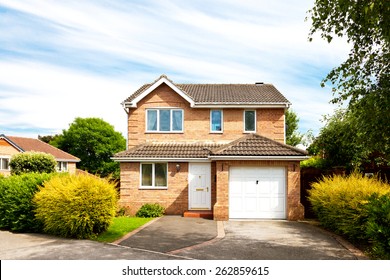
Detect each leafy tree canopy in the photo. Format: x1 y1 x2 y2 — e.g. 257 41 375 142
308 0 389 168
51 118 126 178
308 0 389 103
285 109 303 146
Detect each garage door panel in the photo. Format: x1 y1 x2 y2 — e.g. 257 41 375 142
229 167 286 219
229 196 243 213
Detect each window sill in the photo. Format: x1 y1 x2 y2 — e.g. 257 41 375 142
210 131 223 134
243 131 256 134
145 131 184 134
139 187 168 190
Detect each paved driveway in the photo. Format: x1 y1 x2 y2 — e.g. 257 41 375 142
0 217 366 260
171 220 362 260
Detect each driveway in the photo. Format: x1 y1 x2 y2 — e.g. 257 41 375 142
0 216 366 260
170 220 364 259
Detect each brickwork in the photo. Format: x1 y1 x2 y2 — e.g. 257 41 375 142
119 162 191 215
67 162 77 174
213 160 304 221
120 82 305 220
0 140 19 176
127 84 285 148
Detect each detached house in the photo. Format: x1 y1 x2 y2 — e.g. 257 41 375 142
0 134 80 176
113 75 308 220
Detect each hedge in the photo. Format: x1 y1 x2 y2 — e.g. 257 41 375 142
0 173 54 232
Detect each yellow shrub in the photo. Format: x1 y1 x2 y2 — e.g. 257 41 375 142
309 172 390 240
34 173 118 239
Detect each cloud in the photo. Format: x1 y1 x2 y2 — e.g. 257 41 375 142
0 0 350 138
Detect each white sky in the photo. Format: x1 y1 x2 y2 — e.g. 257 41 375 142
0 0 349 138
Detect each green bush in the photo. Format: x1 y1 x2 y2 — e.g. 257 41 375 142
300 156 328 169
34 174 118 239
309 172 390 240
0 173 54 232
365 194 390 259
10 152 57 175
136 203 165 218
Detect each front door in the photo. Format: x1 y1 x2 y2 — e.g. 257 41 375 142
188 162 211 210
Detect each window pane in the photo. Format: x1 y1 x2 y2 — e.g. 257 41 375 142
63 162 68 171
147 110 157 131
245 111 255 131
159 110 171 131
141 164 153 186
1 158 9 170
155 163 167 187
211 110 222 131
172 110 183 131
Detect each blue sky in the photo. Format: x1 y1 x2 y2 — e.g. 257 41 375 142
0 0 349 140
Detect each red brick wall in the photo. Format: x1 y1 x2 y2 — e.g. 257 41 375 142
119 162 189 215
127 84 285 148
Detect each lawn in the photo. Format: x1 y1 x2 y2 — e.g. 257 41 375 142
94 216 153 243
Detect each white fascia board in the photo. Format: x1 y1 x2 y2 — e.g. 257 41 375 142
111 157 210 162
55 158 80 163
193 103 290 109
208 155 309 161
0 135 24 152
126 77 195 108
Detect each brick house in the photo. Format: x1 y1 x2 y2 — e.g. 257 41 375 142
0 134 80 176
113 75 308 220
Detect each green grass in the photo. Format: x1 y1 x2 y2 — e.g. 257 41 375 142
93 217 153 243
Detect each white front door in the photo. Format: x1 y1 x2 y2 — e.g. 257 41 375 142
188 162 211 210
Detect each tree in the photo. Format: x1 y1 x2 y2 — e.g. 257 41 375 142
52 118 126 178
38 134 60 144
285 109 303 146
308 0 389 166
307 109 362 168
308 0 389 103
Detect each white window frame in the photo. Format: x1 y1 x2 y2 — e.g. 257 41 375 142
244 110 257 133
139 163 168 189
210 109 223 133
56 161 68 172
0 157 10 170
145 108 184 133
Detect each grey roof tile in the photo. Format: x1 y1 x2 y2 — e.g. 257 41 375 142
124 76 290 105
114 134 307 159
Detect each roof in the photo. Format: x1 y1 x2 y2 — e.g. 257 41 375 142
113 134 308 161
0 134 80 162
123 75 290 108
209 134 308 157
114 142 223 160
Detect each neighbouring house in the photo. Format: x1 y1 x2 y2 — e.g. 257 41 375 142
0 134 80 176
112 75 308 220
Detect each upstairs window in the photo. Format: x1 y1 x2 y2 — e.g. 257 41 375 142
146 109 183 132
0 157 10 170
244 110 256 132
210 109 223 133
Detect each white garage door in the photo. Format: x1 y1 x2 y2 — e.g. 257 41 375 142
229 166 286 219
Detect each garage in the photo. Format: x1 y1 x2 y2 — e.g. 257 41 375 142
229 166 286 219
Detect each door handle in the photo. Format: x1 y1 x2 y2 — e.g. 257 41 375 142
207 187 209 192
256 180 259 185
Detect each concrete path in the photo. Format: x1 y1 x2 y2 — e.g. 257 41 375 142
0 217 366 260
118 216 217 253
0 230 184 260
171 220 363 260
